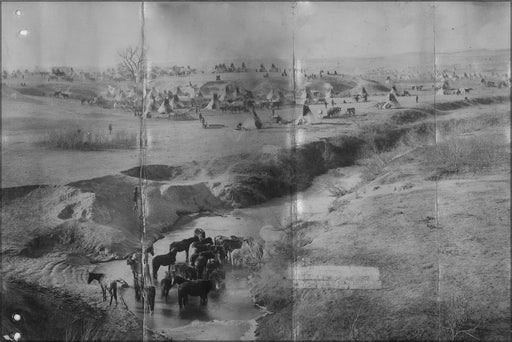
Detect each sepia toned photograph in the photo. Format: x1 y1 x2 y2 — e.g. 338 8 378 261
1 2 510 341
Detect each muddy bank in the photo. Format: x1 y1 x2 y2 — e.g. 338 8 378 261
1 278 145 341
2 116 440 263
2 177 225 261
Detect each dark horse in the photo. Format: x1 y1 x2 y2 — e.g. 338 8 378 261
160 273 188 302
178 280 213 308
174 262 198 280
87 272 120 306
193 251 216 279
169 236 199 264
152 251 177 280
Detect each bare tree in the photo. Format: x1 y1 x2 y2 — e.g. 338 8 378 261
117 46 146 82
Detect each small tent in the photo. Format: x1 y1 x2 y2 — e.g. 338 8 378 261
242 109 263 130
205 97 215 110
241 117 257 130
295 109 322 125
205 94 221 110
381 91 400 109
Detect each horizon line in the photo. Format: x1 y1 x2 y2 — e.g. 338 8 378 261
3 47 510 71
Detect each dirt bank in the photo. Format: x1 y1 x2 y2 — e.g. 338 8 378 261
249 98 510 340
1 277 147 341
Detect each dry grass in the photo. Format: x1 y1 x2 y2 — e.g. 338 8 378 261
357 122 435 182
64 319 119 342
425 136 509 179
253 103 510 341
357 110 507 182
325 182 348 197
437 114 503 137
440 294 482 341
43 128 137 150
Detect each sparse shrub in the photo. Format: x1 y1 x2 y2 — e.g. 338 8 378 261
437 114 505 138
358 153 387 182
357 121 436 181
64 319 119 342
426 136 509 178
326 182 348 197
440 294 481 341
44 128 137 150
250 265 293 311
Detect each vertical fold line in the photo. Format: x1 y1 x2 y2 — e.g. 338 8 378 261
138 0 149 339
291 2 298 340
432 2 441 341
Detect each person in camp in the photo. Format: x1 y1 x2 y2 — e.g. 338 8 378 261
303 102 311 116
252 107 263 129
362 87 368 102
133 187 139 212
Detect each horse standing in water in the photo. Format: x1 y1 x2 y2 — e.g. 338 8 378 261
152 250 177 280
160 272 189 303
169 236 199 264
87 272 128 306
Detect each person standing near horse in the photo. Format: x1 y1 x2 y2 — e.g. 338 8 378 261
303 102 311 116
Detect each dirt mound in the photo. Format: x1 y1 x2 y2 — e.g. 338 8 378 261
67 175 224 255
2 86 46 104
351 78 391 95
1 184 50 202
321 76 358 95
3 174 224 259
20 220 127 259
14 86 47 97
121 165 184 181
218 137 366 207
12 83 102 100
251 78 291 96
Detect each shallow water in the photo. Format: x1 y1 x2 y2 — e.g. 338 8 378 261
95 168 357 339
98 220 261 340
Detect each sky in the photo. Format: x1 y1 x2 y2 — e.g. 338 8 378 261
2 2 510 70
2 2 142 69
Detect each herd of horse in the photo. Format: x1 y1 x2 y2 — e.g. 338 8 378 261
88 228 258 313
